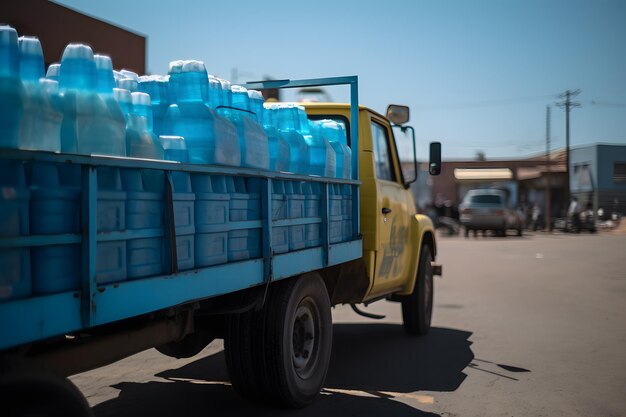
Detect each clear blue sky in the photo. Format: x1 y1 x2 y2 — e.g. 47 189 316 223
56 0 626 160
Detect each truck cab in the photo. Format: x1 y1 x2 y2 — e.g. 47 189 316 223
303 102 441 323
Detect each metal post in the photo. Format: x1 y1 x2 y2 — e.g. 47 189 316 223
545 106 552 231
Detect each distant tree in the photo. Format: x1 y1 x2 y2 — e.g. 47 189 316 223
475 150 486 161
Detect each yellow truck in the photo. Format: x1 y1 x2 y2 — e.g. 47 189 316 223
223 100 443 408
0 77 442 414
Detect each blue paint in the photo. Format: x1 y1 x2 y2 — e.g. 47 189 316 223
0 160 31 300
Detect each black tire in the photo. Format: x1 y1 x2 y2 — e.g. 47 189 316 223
225 273 332 408
0 357 93 417
263 273 332 408
517 226 523 237
402 245 434 335
224 308 268 403
464 227 470 238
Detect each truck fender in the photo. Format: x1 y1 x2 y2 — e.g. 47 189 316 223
400 214 437 296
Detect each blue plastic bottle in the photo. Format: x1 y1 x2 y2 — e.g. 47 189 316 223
217 85 269 170
300 108 335 177
273 104 309 174
58 43 126 156
217 78 232 107
161 60 240 166
0 25 23 150
247 90 264 123
139 75 169 137
94 54 116 94
207 75 222 108
126 92 164 159
46 63 60 81
113 87 133 117
316 119 352 179
331 120 352 179
117 69 139 92
160 135 189 164
18 36 62 152
262 103 290 172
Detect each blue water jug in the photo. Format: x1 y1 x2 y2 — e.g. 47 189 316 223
139 75 170 137
18 36 62 152
94 54 116 94
160 135 189 163
0 25 23 149
59 44 126 156
217 85 269 170
162 60 239 166
247 90 265 124
315 119 351 179
207 75 222 108
303 111 335 178
117 69 139 92
126 92 164 159
273 104 309 174
46 63 60 81
217 78 232 107
263 103 290 172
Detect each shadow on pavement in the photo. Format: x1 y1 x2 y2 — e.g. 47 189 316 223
92 324 473 417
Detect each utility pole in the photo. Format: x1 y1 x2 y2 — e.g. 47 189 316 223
556 89 581 204
545 105 552 231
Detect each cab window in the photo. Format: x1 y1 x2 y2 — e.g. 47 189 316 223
371 120 396 182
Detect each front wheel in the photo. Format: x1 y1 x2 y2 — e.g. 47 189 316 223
401 245 434 335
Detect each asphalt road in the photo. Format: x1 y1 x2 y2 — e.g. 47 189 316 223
71 230 626 417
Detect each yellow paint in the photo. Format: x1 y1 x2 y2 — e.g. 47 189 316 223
303 103 436 300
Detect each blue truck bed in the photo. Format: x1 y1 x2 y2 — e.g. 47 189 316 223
0 76 362 352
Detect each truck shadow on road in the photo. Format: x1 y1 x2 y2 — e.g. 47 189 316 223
92 324 473 417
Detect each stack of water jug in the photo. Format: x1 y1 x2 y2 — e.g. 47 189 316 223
0 25 353 301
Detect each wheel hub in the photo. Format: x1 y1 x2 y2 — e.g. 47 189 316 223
292 298 318 378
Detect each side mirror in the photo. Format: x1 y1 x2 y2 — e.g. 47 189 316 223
386 104 410 126
429 142 441 176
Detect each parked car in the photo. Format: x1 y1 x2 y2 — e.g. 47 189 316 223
459 189 523 237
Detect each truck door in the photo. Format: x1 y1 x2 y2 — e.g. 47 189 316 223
369 116 412 295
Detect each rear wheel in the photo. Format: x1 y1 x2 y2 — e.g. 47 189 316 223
401 245 434 335
225 273 332 408
0 358 93 417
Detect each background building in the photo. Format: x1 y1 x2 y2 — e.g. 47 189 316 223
570 144 626 216
1 0 146 73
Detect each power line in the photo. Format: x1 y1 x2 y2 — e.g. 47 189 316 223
590 100 626 108
412 93 561 110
